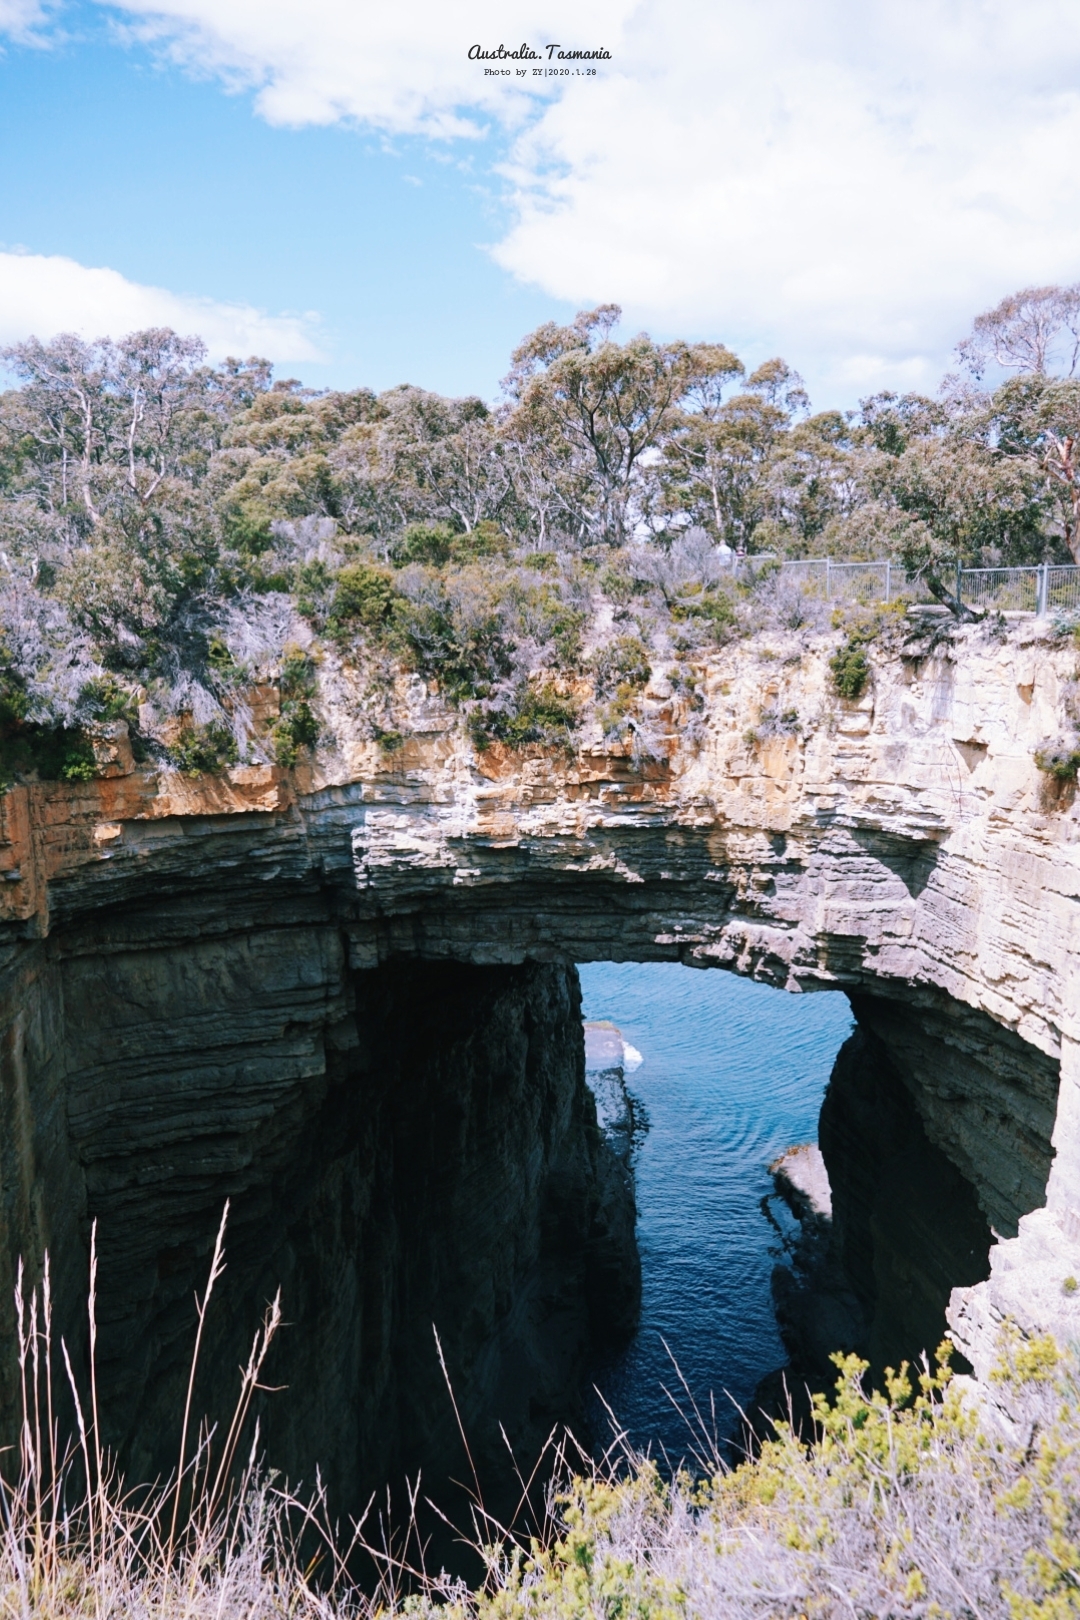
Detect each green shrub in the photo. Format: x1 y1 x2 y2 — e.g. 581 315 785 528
0 665 99 787
294 558 335 624
0 725 97 789
830 636 872 700
399 599 513 705
599 562 647 604
79 675 138 726
589 636 652 735
392 521 511 569
206 636 242 683
271 702 318 767
670 587 736 635
1035 741 1080 782
472 684 579 752
516 583 585 668
328 563 402 639
166 722 238 777
590 635 652 699
269 653 319 767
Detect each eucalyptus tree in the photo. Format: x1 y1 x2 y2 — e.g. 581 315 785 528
502 306 742 546
982 376 1080 562
754 410 866 555
956 284 1080 380
883 437 1043 595
657 358 808 549
330 386 513 551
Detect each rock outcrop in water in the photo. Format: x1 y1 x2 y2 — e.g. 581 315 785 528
0 617 1078 1482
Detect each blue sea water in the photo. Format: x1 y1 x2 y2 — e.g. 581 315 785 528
578 961 854 1463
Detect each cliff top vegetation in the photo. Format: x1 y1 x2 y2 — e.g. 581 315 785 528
2 284 1080 784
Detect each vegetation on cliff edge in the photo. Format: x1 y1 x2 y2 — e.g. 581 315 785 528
3 285 1080 784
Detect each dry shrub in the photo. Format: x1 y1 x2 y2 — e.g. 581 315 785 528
0 1208 362 1620
9 1220 1080 1620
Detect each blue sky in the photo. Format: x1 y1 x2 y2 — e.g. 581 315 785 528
3 0 1080 409
0 4 574 398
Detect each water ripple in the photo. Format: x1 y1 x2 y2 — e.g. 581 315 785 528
580 961 853 1461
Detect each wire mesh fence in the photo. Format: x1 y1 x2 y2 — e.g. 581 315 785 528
717 555 934 604
958 564 1080 616
716 554 1080 615
960 567 1041 614
775 559 934 605
1047 566 1080 615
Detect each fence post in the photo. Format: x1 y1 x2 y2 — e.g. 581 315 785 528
825 556 831 601
1037 563 1049 618
956 561 962 611
885 561 891 603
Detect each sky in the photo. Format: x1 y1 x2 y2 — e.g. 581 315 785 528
2 0 1080 409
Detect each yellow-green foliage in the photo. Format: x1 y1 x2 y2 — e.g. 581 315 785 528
430 1338 1080 1620
827 609 896 701
472 684 579 754
669 586 736 637
270 651 320 767
166 721 239 777
482 1471 687 1620
590 636 652 734
393 521 511 568
1034 742 1080 783
329 562 404 638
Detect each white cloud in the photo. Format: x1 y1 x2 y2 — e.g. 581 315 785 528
0 250 322 360
492 0 1080 399
0 0 50 38
102 0 633 136
19 0 1080 400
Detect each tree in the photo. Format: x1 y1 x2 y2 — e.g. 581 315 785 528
503 307 741 546
330 387 513 549
658 361 807 549
873 436 1044 614
989 376 1080 562
755 412 866 555
956 284 1080 381
949 288 1080 564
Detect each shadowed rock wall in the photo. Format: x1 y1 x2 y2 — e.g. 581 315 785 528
766 1003 1027 1406
0 911 638 1515
820 1018 996 1374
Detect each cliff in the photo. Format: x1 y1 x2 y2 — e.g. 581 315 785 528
1 613 1078 1474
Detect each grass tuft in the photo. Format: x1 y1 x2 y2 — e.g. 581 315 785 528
11 1226 1080 1620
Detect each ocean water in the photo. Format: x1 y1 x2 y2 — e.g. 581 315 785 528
578 961 854 1463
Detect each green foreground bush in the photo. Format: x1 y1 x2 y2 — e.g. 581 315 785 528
6 1213 1080 1620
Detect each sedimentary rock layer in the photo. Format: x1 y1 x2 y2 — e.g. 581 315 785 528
0 935 638 1512
0 617 1075 1425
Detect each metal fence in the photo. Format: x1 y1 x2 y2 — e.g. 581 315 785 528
716 553 1080 616
958 563 1080 616
772 558 929 605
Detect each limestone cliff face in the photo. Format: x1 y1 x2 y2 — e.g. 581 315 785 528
1 616 1078 1438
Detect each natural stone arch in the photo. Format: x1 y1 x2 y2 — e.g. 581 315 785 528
0 625 1076 1489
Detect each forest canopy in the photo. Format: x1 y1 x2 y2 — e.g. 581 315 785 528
1 284 1079 782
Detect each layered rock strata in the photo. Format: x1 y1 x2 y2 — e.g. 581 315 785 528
1 940 639 1513
0 617 1077 1443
